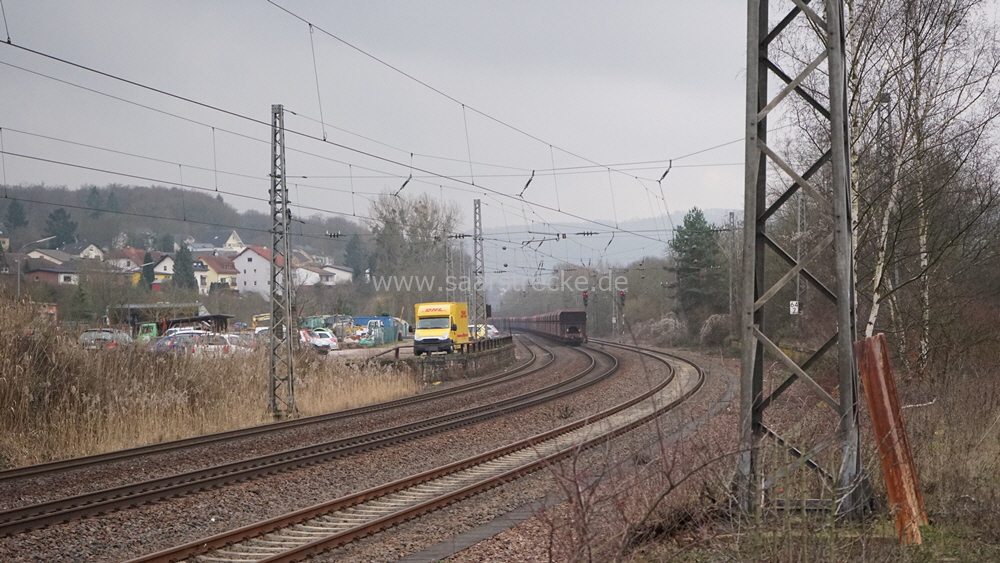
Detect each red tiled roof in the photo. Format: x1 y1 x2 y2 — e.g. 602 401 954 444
109 247 165 266
237 246 282 267
198 254 239 275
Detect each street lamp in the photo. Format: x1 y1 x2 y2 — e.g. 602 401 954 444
16 236 57 300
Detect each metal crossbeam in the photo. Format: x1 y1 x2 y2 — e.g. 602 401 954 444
738 0 867 515
269 104 296 418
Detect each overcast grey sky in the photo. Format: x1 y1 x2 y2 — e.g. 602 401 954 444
0 1 746 261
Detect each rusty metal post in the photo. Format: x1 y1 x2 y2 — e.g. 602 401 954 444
855 334 927 544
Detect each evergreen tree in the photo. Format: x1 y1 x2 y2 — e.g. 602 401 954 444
172 245 198 290
105 191 120 213
70 282 93 320
5 200 28 231
668 208 726 334
141 251 156 290
158 233 174 253
85 186 104 218
344 234 366 282
43 208 78 248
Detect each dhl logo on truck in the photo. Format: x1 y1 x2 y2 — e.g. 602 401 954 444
422 307 446 312
460 311 467 318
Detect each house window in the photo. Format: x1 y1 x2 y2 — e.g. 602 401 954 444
200 275 207 286
248 257 252 262
243 269 246 274
244 281 247 286
63 275 73 283
254 281 257 286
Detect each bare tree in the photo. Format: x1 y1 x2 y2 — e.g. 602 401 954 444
366 192 463 312
776 0 1000 376
846 0 1000 375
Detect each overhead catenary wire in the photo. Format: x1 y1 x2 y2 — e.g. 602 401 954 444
0 127 7 196
267 0 653 184
0 0 9 43
0 37 733 247
3 30 744 196
307 24 328 142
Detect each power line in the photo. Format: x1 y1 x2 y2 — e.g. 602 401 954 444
1 39 671 245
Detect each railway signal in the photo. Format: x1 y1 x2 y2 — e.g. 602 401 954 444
582 291 589 308
619 290 626 307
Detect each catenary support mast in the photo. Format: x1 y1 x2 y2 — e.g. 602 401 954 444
472 199 487 330
738 0 866 514
269 104 296 418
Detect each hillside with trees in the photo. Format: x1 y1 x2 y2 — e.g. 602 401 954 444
0 183 365 264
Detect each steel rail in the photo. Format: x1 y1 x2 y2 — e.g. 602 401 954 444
0 336 542 483
0 341 613 537
126 341 705 563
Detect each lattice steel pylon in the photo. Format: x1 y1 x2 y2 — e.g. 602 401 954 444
738 0 867 515
472 199 487 329
268 104 297 418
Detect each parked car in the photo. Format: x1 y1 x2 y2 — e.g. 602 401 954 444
147 331 249 356
300 329 339 354
471 324 500 340
78 328 134 351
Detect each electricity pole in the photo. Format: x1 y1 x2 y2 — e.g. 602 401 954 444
269 104 296 418
738 0 866 515
472 199 487 330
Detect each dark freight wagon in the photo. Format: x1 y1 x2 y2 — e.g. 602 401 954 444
498 310 587 345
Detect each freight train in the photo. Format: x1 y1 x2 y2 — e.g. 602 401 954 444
498 310 587 346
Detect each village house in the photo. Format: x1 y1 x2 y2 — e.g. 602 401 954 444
199 229 246 256
27 248 74 265
194 254 239 294
151 254 175 283
295 264 353 285
232 246 279 297
106 248 172 286
61 241 105 261
321 264 353 284
25 260 80 286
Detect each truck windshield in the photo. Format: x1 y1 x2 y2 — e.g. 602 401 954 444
417 317 450 329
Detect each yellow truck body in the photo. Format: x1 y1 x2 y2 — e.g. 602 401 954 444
413 302 469 355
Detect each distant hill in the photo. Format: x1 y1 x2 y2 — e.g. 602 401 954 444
0 184 367 263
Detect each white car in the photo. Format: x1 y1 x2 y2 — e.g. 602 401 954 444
300 329 339 354
485 324 501 339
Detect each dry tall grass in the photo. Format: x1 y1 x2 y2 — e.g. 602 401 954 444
0 301 421 469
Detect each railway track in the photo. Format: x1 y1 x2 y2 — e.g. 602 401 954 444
124 341 704 563
0 336 542 485
0 338 614 537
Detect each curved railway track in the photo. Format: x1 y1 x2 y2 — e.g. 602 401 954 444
124 340 705 563
0 337 617 537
